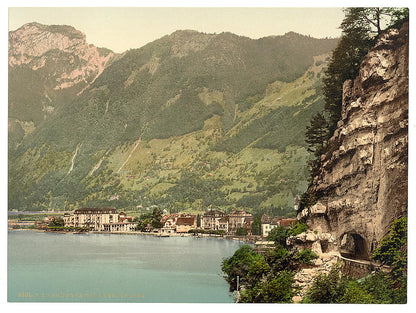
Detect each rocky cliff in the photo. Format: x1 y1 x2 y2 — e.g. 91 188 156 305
9 22 116 149
9 22 114 91
301 22 408 260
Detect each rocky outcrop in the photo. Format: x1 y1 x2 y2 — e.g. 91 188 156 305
287 230 340 302
302 23 408 259
9 22 114 91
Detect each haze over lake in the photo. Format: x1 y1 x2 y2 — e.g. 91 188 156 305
8 231 243 302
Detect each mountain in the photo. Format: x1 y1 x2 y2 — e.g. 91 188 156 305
8 22 115 149
8 23 338 214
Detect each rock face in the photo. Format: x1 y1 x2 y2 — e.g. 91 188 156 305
302 23 408 260
9 22 114 92
9 22 116 148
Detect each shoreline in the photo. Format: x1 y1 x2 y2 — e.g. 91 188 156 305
8 228 257 243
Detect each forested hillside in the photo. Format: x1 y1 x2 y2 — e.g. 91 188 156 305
8 24 338 214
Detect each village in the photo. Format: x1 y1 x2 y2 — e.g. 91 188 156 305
8 207 297 238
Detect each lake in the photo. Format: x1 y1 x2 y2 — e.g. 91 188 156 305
8 230 243 303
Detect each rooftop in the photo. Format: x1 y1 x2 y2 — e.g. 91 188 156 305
75 207 118 214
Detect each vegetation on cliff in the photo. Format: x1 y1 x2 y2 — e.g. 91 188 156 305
221 221 317 303
300 7 409 211
303 216 407 303
222 216 407 303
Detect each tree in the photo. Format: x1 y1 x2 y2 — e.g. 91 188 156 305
305 112 329 154
267 226 288 247
49 217 65 227
372 216 407 280
322 29 373 135
236 227 248 236
302 266 349 303
341 8 409 36
239 270 296 303
221 245 265 291
251 215 262 236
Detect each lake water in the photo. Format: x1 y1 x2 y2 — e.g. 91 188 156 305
8 230 243 303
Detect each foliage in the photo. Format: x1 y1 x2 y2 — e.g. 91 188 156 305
340 271 402 304
251 215 262 236
372 216 407 280
295 248 318 264
263 244 292 272
236 227 248 236
221 245 265 291
287 221 308 237
267 226 288 247
302 266 349 303
48 217 65 227
341 8 409 36
136 208 163 231
240 271 296 303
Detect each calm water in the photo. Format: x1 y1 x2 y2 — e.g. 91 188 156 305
8 230 243 303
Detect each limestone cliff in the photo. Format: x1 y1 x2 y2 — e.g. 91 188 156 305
9 22 114 92
301 23 408 260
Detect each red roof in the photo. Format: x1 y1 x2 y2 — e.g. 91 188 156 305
176 217 195 226
279 219 297 226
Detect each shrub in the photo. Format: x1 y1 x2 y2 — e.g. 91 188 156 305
302 266 349 303
296 248 318 264
287 221 308 237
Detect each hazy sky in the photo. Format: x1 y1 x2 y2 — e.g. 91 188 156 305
9 7 344 53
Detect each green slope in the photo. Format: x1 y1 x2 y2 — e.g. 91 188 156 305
8 28 337 215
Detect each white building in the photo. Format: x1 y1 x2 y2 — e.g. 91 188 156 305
64 207 128 231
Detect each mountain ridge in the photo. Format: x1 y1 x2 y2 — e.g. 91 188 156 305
9 22 338 215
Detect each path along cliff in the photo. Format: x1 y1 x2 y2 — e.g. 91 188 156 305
291 22 408 300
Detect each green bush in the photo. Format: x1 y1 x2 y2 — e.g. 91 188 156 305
267 226 288 247
296 248 318 264
287 221 308 237
240 270 296 303
302 266 349 303
372 216 407 280
236 227 248 236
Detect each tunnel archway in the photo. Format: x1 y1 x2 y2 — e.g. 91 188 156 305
340 233 369 260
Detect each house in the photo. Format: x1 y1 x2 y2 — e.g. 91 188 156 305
278 218 297 227
160 213 197 233
67 207 119 231
218 216 229 233
228 210 253 234
200 209 227 230
261 215 297 237
261 215 283 237
176 217 197 233
64 207 138 232
102 222 137 232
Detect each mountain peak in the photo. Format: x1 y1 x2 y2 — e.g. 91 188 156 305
14 22 86 40
9 21 114 94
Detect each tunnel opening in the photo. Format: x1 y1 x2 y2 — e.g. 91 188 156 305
340 233 369 260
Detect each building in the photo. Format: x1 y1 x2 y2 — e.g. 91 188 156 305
176 217 197 233
228 210 253 234
63 207 137 231
218 216 229 233
200 209 227 230
102 222 137 232
160 213 197 233
261 215 283 237
261 215 297 237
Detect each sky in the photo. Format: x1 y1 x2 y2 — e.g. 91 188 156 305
9 7 345 53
